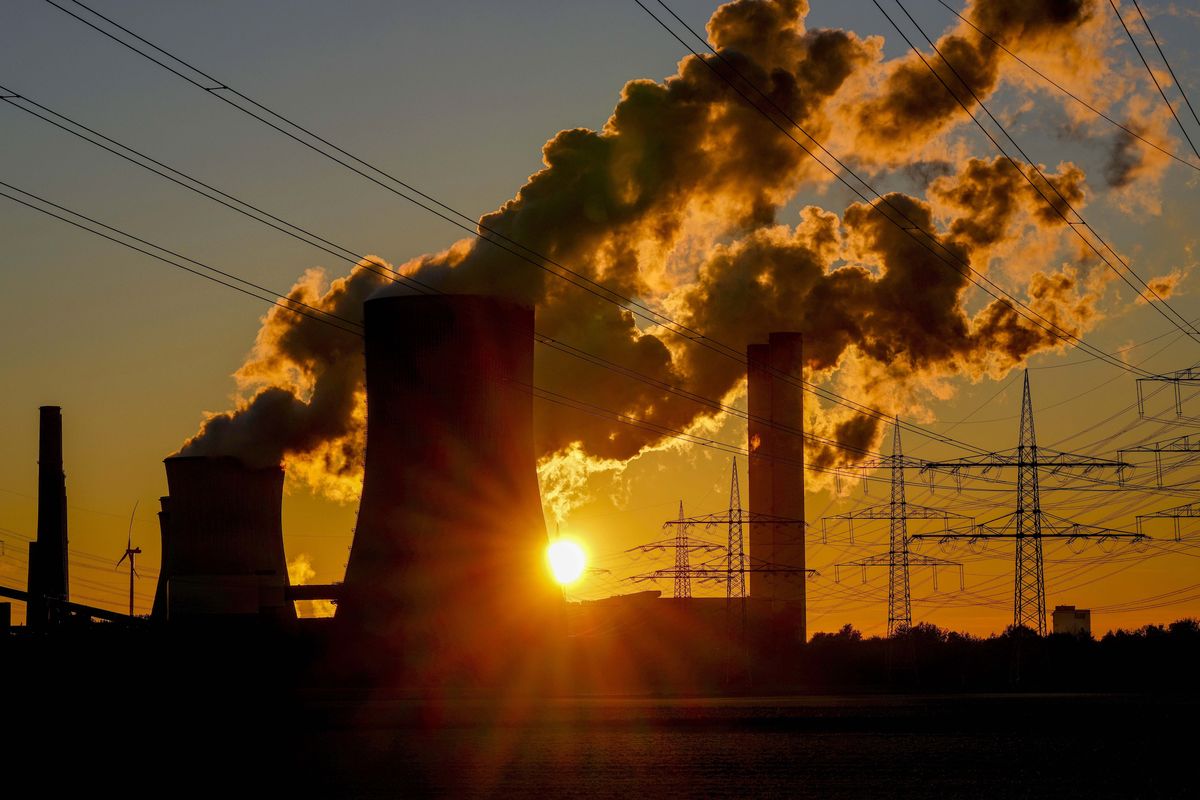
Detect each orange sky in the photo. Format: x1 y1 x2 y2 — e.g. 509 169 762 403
2 1 1200 637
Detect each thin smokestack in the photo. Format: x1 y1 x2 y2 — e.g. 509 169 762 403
28 406 69 628
747 335 806 643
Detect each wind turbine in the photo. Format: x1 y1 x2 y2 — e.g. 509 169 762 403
116 501 141 619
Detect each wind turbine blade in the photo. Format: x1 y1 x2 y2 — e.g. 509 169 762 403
126 500 139 548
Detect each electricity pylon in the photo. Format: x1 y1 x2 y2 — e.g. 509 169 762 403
1119 433 1200 487
1122 362 1200 540
628 502 724 599
826 419 967 635
673 501 691 599
1136 501 1200 541
630 459 813 598
1135 365 1200 421
725 459 747 603
917 371 1140 635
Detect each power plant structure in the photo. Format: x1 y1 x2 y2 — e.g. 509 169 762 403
7 302 1171 696
334 293 561 684
152 456 294 621
26 405 70 629
747 333 807 643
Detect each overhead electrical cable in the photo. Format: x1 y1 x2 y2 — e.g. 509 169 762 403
40 0 1158 468
1130 0 1200 132
882 0 1200 344
634 0 1156 378
935 0 1200 172
1109 0 1200 160
1 180 941 491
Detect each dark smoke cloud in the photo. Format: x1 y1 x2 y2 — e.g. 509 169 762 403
928 156 1087 249
903 159 956 188
1105 128 1145 188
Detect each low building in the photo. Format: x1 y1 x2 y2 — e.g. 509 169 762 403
1052 605 1091 636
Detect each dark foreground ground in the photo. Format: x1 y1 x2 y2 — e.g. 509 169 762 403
4 625 1198 797
286 693 1194 798
4 688 1193 798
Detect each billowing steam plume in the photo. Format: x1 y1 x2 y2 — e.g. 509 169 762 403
178 0 1152 510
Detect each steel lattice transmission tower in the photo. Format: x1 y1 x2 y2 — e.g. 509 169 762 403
673 501 692 599
888 421 911 631
919 371 1141 635
726 459 746 602
630 460 810 596
1013 377 1045 633
1123 366 1200 541
826 420 967 635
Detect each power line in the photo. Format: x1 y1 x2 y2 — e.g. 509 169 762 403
882 0 1200 344
934 0 1200 172
0 85 950 468
1109 0 1200 160
1 180 953 492
39 0 1160 467
1130 0 1200 133
636 0 1160 377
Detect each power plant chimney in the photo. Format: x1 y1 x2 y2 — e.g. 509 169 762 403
27 405 69 629
151 456 294 621
335 294 560 685
747 333 807 643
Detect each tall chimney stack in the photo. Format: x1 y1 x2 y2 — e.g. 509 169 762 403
747 334 806 643
28 406 69 628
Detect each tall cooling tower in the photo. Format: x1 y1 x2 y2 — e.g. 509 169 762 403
151 456 294 621
335 294 560 685
748 332 807 643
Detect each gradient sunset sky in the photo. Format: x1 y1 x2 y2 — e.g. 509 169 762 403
2 0 1199 635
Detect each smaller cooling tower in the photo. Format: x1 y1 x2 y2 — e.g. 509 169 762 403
152 456 294 622
335 293 561 685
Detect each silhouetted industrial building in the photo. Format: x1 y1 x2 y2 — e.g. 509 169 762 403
26 405 69 629
335 294 560 685
152 456 293 621
1052 605 1091 637
747 333 807 643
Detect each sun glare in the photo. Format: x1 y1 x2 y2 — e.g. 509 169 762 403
547 539 586 586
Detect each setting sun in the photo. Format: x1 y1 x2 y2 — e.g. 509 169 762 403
547 539 587 586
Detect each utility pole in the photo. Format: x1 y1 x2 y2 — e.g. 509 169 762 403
917 371 1140 635
826 419 967 635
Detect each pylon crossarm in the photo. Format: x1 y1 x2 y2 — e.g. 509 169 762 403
924 452 1127 472
834 552 957 568
1138 501 1200 519
1138 368 1200 383
909 553 962 567
1121 433 1200 455
629 540 723 553
661 510 805 526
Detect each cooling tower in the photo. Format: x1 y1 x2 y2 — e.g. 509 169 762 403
748 333 807 643
335 293 560 685
27 405 69 629
151 456 293 621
